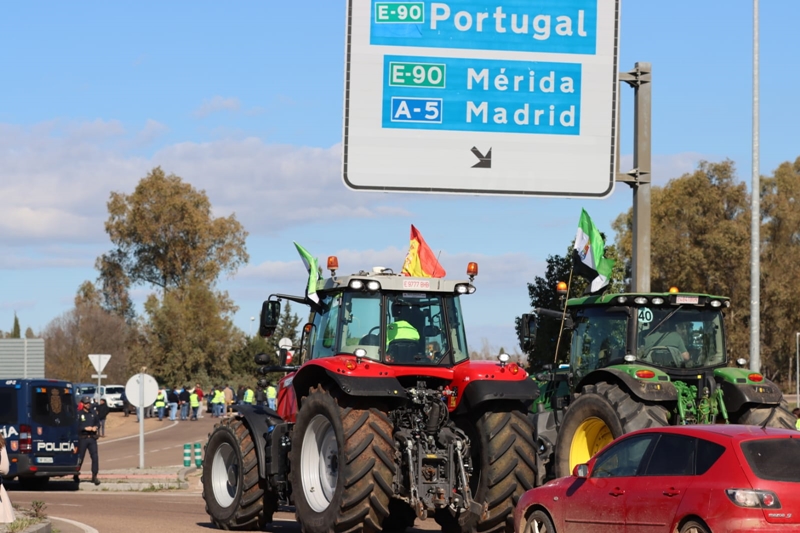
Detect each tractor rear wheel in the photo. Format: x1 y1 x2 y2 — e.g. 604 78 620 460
735 400 796 430
436 408 537 533
290 385 395 533
202 417 270 530
554 382 669 477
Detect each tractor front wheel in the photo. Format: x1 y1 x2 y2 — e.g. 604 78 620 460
554 382 669 477
735 400 796 430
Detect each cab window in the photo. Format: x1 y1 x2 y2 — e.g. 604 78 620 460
341 293 382 360
308 293 342 360
571 309 627 380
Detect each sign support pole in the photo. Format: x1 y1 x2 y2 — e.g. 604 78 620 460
139 370 145 469
617 62 652 292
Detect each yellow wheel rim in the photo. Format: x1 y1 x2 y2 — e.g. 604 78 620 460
569 417 613 471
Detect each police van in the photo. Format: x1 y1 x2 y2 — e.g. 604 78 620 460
0 379 81 489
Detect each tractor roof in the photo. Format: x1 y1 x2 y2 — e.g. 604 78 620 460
567 292 730 308
317 268 473 294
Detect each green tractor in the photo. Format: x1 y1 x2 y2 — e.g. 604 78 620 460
521 289 796 484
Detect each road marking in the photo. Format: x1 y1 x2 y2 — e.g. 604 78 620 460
51 516 99 533
99 421 179 445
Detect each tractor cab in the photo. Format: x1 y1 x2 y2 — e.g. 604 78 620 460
261 259 479 367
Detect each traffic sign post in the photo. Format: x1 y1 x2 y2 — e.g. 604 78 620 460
125 372 159 469
343 0 621 197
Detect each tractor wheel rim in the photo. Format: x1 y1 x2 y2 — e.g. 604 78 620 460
302 414 339 512
211 442 238 508
570 417 613 471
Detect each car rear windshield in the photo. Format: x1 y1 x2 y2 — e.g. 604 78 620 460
105 387 124 395
0 389 18 425
741 438 800 482
31 386 76 427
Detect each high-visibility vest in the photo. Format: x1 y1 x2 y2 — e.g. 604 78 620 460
796 418 800 431
243 388 255 405
212 390 225 404
190 392 200 408
386 320 420 346
155 392 166 408
266 386 277 399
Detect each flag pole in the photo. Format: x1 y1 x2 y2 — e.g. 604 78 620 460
553 267 574 364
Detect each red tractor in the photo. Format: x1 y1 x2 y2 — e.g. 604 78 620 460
202 258 539 533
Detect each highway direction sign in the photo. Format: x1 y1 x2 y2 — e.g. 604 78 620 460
343 0 620 197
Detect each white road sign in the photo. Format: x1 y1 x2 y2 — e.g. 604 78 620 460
278 337 293 350
88 353 111 374
125 373 159 408
343 0 620 197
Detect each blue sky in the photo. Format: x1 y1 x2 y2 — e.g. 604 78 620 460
1 1 799 354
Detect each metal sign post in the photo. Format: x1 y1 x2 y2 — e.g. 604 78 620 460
125 372 159 469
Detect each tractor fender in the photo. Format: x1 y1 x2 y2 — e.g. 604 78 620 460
719 379 783 413
291 364 408 402
578 368 678 403
455 378 539 414
231 404 284 480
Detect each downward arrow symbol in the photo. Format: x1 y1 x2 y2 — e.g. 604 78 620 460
471 146 492 169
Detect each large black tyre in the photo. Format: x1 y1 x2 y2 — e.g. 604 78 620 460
555 382 669 477
436 408 537 533
202 417 271 530
290 385 394 533
735 400 796 430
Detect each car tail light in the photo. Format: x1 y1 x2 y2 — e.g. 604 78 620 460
19 424 32 453
725 489 781 509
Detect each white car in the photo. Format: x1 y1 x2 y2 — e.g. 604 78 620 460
100 385 126 410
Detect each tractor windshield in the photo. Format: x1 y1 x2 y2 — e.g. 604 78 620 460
635 307 726 368
571 308 628 381
311 290 469 365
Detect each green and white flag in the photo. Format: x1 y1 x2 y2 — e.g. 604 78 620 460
573 209 615 293
294 242 319 304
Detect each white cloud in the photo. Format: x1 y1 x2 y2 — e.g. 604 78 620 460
193 96 241 118
135 119 169 145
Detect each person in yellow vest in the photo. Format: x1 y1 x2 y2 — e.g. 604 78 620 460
154 388 167 421
189 387 200 421
266 383 278 411
242 385 256 406
793 408 800 430
386 301 421 362
211 387 226 418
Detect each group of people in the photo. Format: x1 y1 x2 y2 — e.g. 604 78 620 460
136 382 279 423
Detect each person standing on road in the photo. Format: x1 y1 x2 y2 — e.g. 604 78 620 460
223 384 234 416
96 398 110 437
194 383 205 419
155 388 167 421
267 382 277 411
167 387 179 421
211 387 225 417
242 385 255 405
256 385 266 407
74 396 101 485
179 385 190 421
0 434 15 523
189 387 200 421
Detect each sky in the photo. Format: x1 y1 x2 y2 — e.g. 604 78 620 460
1 1 799 355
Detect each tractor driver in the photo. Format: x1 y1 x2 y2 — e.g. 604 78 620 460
641 321 691 367
387 301 421 347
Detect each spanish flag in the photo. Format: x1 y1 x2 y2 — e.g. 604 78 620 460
401 225 446 278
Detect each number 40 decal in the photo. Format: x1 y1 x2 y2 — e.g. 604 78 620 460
638 308 653 323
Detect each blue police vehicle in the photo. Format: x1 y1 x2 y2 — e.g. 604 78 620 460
0 379 81 489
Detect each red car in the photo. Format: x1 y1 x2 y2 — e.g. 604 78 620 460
514 424 800 533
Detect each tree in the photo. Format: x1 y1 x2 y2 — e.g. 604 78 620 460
24 327 35 339
43 288 132 383
136 281 240 386
11 313 20 339
612 160 752 364
100 167 249 294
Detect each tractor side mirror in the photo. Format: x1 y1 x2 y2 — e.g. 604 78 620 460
521 313 538 350
259 301 281 337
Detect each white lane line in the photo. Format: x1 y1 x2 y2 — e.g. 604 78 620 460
99 421 179 445
51 516 99 533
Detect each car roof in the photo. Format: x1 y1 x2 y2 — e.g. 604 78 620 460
628 424 798 442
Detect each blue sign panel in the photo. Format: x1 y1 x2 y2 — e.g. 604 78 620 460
371 0 598 55
382 55 581 135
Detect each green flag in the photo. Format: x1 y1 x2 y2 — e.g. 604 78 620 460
573 209 615 293
294 242 319 304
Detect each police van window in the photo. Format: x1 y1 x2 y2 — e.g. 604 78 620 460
0 389 17 425
31 387 76 426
